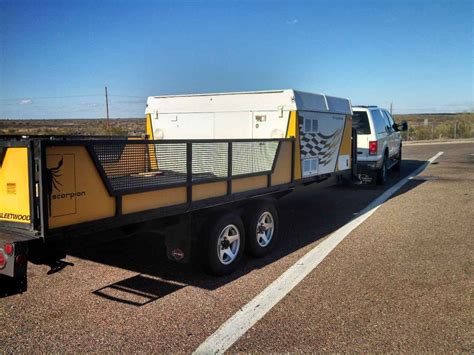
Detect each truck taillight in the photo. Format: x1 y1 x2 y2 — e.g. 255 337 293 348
369 141 378 155
0 251 6 269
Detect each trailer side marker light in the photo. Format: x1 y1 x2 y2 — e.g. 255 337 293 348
0 251 6 269
4 243 13 256
16 255 27 265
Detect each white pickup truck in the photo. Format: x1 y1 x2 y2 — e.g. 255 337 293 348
352 106 407 184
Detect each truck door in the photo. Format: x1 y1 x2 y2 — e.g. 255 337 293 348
381 110 396 157
384 110 400 157
370 109 390 156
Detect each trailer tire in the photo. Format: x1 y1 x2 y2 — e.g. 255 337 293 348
202 213 245 276
244 202 279 258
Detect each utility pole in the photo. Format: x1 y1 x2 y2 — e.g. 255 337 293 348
390 101 393 115
105 86 110 129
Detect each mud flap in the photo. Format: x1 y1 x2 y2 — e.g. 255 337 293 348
164 215 192 263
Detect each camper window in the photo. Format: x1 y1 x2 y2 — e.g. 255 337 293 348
304 118 318 133
303 158 318 176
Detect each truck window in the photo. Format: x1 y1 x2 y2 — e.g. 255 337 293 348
352 111 371 134
383 111 395 129
380 110 393 133
371 109 388 134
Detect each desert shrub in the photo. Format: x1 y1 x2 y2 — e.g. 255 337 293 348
457 116 474 138
435 122 454 139
409 125 432 140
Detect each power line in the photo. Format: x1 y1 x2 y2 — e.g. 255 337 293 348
109 95 146 99
0 94 102 101
0 94 148 102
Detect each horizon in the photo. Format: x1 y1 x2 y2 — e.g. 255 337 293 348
2 112 473 121
1 0 473 119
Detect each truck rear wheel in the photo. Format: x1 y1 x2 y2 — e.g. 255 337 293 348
376 155 388 185
244 202 279 258
393 146 402 172
203 213 245 276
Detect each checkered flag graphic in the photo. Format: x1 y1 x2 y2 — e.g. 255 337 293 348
300 127 342 166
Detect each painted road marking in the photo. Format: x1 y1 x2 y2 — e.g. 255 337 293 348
194 151 444 354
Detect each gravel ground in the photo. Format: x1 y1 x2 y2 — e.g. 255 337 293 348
1 142 472 352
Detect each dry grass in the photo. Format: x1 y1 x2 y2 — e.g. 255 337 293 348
0 118 145 136
394 113 474 140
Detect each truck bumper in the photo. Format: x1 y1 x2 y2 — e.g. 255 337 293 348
357 159 383 173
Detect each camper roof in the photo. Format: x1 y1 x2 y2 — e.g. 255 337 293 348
146 89 352 115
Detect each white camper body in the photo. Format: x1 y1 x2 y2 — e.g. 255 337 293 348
145 89 353 178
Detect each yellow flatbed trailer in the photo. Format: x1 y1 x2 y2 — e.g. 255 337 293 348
0 90 356 292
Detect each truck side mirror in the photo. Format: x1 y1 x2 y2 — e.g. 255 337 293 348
400 121 408 131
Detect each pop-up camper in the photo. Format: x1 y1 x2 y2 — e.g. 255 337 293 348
145 89 353 179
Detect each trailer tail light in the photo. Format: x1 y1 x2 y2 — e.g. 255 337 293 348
0 251 6 269
369 141 378 155
16 254 27 265
4 243 13 256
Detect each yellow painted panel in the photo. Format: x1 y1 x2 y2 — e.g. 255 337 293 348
286 111 296 137
286 111 301 180
0 148 30 224
336 115 353 171
145 113 153 139
232 175 267 193
123 187 187 214
192 181 227 201
47 146 115 229
339 115 353 155
271 141 292 185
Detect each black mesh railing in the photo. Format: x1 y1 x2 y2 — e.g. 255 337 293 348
232 141 278 176
89 139 284 194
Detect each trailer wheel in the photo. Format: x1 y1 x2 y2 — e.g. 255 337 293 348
203 213 245 276
245 202 279 258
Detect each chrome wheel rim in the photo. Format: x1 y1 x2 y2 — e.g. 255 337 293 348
217 224 240 265
256 211 274 247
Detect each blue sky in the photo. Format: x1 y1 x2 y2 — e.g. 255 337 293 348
0 0 472 118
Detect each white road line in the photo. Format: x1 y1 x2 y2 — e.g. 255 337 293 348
194 151 444 355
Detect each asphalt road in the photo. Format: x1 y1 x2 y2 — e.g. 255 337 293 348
1 142 472 352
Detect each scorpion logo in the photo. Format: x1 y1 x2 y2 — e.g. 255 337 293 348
47 157 64 193
46 157 63 216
